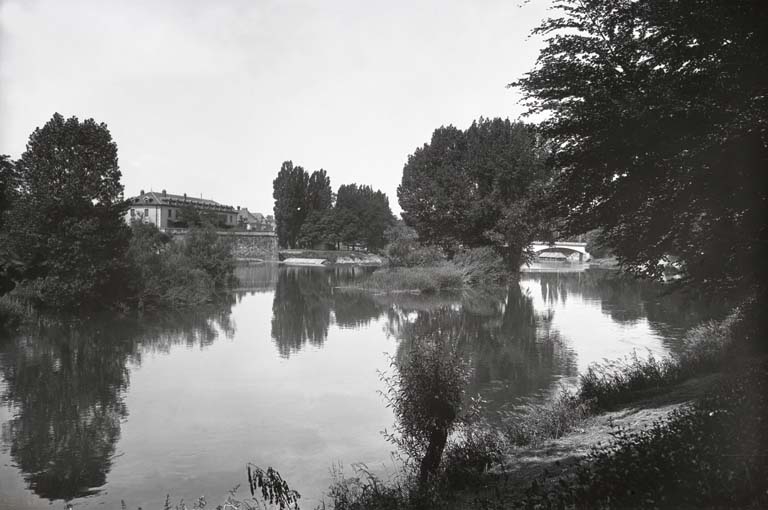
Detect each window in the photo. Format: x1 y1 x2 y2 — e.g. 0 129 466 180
130 209 135 217
144 208 149 217
169 209 173 218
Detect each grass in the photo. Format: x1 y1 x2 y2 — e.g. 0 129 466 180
579 309 741 409
355 265 466 293
504 388 594 447
353 247 509 293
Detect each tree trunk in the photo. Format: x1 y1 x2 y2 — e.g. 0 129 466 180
504 245 523 277
419 428 448 484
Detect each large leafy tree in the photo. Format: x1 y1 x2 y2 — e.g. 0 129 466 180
4 114 131 309
513 0 767 299
398 118 551 267
336 183 395 250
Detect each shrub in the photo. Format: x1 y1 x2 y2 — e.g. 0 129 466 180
125 223 233 310
451 246 508 284
383 224 445 268
380 335 472 483
505 388 594 446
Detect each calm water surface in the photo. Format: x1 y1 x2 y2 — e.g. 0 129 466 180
0 264 716 509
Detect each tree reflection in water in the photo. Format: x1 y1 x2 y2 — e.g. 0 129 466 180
270 267 383 357
0 300 235 502
384 285 578 416
529 269 725 352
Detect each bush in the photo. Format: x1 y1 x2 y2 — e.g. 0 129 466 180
380 336 472 483
125 223 233 310
383 224 445 268
505 388 594 447
451 246 508 284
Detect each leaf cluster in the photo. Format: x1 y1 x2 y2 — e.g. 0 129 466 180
513 0 768 298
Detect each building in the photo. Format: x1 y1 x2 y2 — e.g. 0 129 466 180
236 207 275 232
126 189 237 229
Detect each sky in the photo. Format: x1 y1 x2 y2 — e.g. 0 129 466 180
0 0 550 216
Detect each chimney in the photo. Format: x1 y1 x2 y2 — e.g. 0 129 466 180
162 189 167 196
140 189 145 195
237 206 240 210
183 193 187 199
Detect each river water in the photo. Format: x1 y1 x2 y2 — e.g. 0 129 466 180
0 264 716 509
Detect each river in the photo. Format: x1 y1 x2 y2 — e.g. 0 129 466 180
0 263 717 509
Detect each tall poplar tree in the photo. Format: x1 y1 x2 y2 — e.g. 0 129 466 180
272 161 308 248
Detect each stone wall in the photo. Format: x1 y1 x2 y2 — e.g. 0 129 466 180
166 230 278 261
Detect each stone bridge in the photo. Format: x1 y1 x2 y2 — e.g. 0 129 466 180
530 241 591 262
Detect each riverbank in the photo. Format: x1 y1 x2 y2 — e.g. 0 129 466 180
322 309 767 509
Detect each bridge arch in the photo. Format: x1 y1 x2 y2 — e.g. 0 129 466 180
530 241 591 262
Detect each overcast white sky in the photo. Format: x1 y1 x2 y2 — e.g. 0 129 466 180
0 0 549 215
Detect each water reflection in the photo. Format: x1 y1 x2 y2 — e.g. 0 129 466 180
384 286 577 414
270 267 382 357
0 302 235 502
527 270 725 352
0 265 722 507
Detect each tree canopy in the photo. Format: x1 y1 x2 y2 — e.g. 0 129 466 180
398 118 552 267
273 161 394 251
3 113 131 309
513 0 767 298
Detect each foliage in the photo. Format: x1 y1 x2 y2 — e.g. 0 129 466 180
505 388 594 447
451 247 508 285
383 222 444 268
246 464 301 510
273 161 394 251
513 362 768 509
513 0 768 299
583 229 612 259
184 226 235 287
335 184 394 251
2 113 131 310
125 223 234 310
357 266 465 293
380 335 473 483
579 310 740 409
398 118 552 266
273 161 309 249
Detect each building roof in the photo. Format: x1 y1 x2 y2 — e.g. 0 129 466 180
128 190 235 212
237 208 265 223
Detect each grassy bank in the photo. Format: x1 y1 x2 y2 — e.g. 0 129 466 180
352 247 509 293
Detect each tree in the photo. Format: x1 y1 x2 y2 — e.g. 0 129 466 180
272 161 308 248
306 169 332 211
0 155 22 296
512 0 767 300
336 183 394 251
4 114 131 309
398 118 552 268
